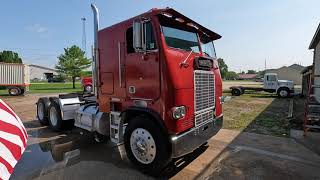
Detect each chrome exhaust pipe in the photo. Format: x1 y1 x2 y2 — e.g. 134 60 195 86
91 4 100 99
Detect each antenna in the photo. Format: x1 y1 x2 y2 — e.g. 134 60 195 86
81 17 87 55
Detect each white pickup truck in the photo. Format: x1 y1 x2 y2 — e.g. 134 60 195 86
230 73 294 98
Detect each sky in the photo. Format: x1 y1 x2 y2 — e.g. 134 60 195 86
0 0 319 72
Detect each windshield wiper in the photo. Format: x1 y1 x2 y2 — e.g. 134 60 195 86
180 50 193 68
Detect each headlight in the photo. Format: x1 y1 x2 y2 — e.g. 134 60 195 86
172 106 186 119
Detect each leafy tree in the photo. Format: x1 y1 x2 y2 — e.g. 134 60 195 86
257 70 266 78
56 45 91 89
247 70 257 74
225 71 239 80
0 50 22 63
217 58 228 79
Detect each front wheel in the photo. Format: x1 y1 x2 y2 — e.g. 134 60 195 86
84 85 93 93
277 88 290 98
124 115 171 176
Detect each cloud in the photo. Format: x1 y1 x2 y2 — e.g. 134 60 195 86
26 24 48 33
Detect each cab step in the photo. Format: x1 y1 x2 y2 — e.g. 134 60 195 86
109 111 123 144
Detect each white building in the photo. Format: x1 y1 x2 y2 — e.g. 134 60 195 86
266 64 305 85
29 64 57 80
309 23 320 102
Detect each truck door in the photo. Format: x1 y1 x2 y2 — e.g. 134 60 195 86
264 74 278 90
125 21 160 100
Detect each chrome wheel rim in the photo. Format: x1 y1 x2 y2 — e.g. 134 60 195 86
37 102 44 120
280 90 288 97
85 85 92 92
130 128 156 164
49 106 58 126
10 88 19 95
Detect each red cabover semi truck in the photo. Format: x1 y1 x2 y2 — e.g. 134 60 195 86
36 4 223 175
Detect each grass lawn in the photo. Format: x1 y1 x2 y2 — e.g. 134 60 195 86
0 82 82 95
223 91 292 137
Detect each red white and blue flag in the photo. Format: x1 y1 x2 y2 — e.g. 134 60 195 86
0 99 27 180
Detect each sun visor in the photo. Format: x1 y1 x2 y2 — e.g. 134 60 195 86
158 8 222 43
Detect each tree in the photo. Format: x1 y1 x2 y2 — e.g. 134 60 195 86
0 50 22 63
257 70 266 78
56 45 91 89
247 70 257 74
217 58 228 79
225 71 239 80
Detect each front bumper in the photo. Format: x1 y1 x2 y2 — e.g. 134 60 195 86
170 115 223 158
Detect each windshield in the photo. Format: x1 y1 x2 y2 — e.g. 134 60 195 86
201 41 216 58
162 26 200 53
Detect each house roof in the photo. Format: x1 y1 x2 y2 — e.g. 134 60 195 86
238 74 257 79
301 65 313 74
288 64 305 72
29 64 57 72
266 64 305 73
309 23 320 49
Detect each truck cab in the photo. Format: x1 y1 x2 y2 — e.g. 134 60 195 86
36 6 223 175
263 73 294 97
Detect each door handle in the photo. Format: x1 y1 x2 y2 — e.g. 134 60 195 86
142 54 149 61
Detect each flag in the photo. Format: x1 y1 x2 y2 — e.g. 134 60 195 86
0 99 28 180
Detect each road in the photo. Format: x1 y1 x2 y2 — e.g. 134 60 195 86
1 94 320 180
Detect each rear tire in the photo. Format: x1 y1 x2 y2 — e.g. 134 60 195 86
277 88 290 98
124 115 171 176
8 87 21 96
231 88 241 96
48 100 63 131
37 98 51 125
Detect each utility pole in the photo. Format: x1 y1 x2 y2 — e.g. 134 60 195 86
264 58 267 70
81 17 87 56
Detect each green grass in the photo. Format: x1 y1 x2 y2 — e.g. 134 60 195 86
0 82 82 95
222 91 291 137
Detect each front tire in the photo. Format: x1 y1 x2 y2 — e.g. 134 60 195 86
84 85 93 93
277 88 290 98
124 115 171 176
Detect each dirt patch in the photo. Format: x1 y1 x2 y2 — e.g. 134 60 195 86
0 93 58 122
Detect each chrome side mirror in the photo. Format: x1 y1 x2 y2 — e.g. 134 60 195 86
133 21 145 51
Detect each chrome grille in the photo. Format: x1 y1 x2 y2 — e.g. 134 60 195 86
194 70 215 126
195 110 214 126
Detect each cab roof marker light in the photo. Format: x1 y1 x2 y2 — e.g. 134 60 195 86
187 23 199 30
162 12 173 18
175 18 184 23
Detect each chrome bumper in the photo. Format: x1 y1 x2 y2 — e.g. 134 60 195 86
171 115 223 158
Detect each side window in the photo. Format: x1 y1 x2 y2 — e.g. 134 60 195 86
126 27 135 54
145 21 157 50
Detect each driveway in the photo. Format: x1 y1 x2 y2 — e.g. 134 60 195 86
2 94 320 179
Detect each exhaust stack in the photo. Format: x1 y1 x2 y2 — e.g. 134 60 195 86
91 4 100 98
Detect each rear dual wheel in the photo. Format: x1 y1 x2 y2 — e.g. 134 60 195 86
231 88 241 96
48 100 74 131
37 98 50 125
